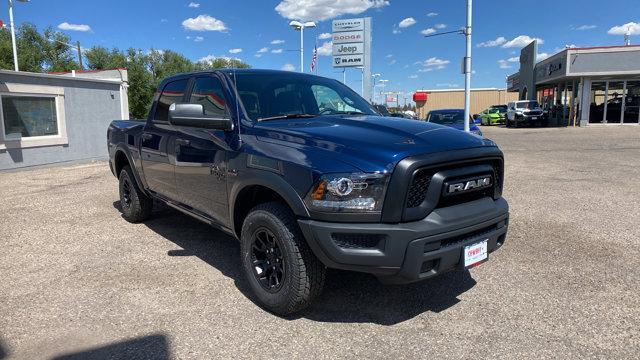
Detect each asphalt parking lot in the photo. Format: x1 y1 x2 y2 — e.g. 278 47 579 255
1 125 639 359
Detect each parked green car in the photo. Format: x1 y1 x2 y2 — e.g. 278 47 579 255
480 105 507 125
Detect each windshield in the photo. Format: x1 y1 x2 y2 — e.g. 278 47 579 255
229 72 376 120
516 101 540 109
427 111 465 125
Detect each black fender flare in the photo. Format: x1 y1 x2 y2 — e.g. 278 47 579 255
228 169 310 235
112 144 149 196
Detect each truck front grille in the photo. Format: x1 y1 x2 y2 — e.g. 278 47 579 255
405 159 503 211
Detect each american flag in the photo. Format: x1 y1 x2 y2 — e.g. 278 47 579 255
310 45 317 73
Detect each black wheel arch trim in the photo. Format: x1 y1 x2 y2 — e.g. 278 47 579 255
228 169 310 237
112 143 149 197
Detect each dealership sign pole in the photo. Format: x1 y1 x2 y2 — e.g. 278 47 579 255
463 0 473 132
332 17 371 100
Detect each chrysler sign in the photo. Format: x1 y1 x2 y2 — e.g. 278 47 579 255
332 43 364 56
332 19 364 32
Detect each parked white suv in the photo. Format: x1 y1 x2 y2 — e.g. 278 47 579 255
506 100 545 127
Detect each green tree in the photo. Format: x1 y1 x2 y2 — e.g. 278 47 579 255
42 26 78 72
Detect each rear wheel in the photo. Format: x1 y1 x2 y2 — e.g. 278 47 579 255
241 202 325 315
118 165 153 223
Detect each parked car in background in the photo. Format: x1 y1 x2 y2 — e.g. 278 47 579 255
480 105 507 126
390 112 414 119
373 104 391 116
108 70 507 315
506 100 545 127
426 109 483 136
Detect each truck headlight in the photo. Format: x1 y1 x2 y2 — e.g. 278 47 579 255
304 173 389 213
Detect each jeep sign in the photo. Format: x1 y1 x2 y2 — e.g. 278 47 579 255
332 43 364 56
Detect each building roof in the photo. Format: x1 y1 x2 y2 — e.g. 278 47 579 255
415 88 506 93
0 69 124 85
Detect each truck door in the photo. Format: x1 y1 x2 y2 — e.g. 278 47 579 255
140 78 189 200
174 74 231 225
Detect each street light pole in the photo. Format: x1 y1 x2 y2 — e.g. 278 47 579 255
463 0 473 132
289 20 316 73
9 0 19 71
300 26 304 72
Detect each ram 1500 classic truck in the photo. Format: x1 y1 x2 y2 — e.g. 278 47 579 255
108 69 509 315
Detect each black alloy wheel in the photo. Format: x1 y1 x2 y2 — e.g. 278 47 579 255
251 228 285 292
121 177 133 210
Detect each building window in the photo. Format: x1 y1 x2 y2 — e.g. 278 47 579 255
0 84 67 149
2 96 58 139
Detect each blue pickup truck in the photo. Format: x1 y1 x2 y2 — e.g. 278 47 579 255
108 69 509 315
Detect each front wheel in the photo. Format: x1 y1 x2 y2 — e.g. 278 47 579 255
241 202 326 315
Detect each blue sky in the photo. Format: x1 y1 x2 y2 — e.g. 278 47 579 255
2 0 639 99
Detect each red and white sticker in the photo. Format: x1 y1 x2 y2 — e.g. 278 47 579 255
464 240 488 268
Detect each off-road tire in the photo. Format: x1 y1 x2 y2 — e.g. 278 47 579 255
118 165 153 223
241 202 326 315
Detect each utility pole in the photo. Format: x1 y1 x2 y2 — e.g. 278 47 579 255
463 0 473 132
76 40 83 69
9 0 19 71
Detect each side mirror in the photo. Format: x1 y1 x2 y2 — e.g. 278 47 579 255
168 103 233 131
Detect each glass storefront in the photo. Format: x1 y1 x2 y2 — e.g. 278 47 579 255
624 81 640 123
589 80 640 124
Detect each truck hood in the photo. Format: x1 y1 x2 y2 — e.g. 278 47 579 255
254 115 495 172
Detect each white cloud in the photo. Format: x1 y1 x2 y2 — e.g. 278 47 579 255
257 47 269 53
434 23 446 29
502 35 544 48
608 22 640 35
229 48 242 54
537 52 550 61
498 60 512 69
271 39 285 45
57 22 92 32
386 54 394 58
427 12 438 17
188 2 200 8
271 49 283 54
418 68 432 73
421 28 436 36
255 54 263 58
182 15 227 31
318 32 332 40
424 57 450 67
199 54 241 64
392 27 401 34
317 41 332 56
436 83 459 88
574 24 596 30
160 19 168 23
194 36 204 42
507 56 519 62
477 36 506 47
388 59 396 65
408 74 418 79
281 63 296 71
399 17 417 28
275 0 389 21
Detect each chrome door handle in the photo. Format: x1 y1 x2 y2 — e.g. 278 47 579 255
141 133 153 140
176 138 191 146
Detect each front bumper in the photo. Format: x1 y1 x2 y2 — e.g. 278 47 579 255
298 197 509 284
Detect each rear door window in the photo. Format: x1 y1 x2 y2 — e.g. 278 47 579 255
155 79 189 121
